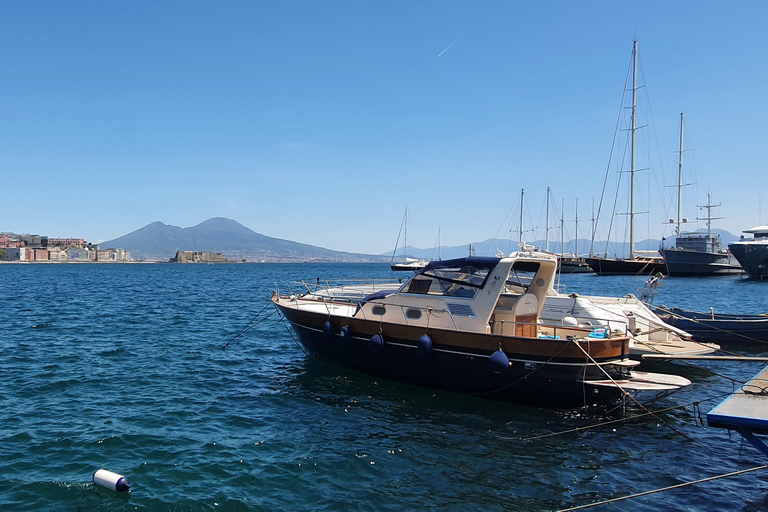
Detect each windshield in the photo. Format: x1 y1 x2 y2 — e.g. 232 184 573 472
405 263 491 298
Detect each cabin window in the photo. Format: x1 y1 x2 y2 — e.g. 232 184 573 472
406 308 422 319
506 262 542 293
406 278 431 294
372 305 386 316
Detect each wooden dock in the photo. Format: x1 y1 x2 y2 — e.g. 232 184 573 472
708 365 768 457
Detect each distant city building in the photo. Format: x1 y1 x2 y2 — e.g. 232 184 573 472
48 238 87 247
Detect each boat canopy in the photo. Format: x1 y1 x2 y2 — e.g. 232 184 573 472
743 226 768 239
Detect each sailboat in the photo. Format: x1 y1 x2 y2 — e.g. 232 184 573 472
659 114 742 276
390 207 429 271
584 41 666 276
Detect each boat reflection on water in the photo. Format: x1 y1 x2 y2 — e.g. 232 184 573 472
273 251 691 409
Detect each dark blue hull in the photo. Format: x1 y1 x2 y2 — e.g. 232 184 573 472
729 243 768 280
584 257 666 276
655 306 768 345
277 305 628 408
661 248 742 277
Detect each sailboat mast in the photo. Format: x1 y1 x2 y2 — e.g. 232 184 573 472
546 187 551 252
629 40 638 260
560 199 565 259
575 198 579 258
404 206 408 259
676 113 685 236
519 188 525 249
590 197 595 257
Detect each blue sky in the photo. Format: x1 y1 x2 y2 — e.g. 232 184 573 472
2 2 766 255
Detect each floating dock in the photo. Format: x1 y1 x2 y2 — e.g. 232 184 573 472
708 365 768 457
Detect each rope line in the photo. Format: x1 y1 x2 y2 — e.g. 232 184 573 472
555 464 768 511
223 301 278 349
515 392 734 442
569 340 692 440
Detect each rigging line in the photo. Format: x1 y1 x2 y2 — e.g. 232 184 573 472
223 301 276 349
555 464 768 512
593 48 634 255
569 340 692 440
517 391 734 442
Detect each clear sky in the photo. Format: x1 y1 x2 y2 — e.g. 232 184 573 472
2 1 766 255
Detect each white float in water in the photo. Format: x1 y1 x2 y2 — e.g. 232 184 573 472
93 469 130 492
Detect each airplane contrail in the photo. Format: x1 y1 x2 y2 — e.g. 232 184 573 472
437 39 457 58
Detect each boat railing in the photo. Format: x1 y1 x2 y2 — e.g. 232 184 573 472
286 277 405 300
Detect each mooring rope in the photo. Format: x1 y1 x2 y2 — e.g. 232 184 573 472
570 340 692 440
223 301 278 349
515 392 734 442
555 464 768 511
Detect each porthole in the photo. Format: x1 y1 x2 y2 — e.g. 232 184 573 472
372 305 386 316
406 309 422 319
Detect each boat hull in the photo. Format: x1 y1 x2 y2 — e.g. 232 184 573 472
656 306 768 345
584 257 666 276
558 257 594 274
661 248 742 277
276 303 642 408
728 243 768 280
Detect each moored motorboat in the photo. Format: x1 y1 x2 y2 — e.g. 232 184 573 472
654 305 768 345
273 251 691 408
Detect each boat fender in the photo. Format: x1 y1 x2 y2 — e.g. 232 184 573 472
370 333 385 353
488 350 511 373
340 325 351 342
93 468 130 492
417 334 432 358
323 321 334 341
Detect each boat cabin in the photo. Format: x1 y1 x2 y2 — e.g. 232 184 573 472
742 226 768 241
355 252 560 337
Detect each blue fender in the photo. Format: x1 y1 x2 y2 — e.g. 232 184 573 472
488 349 510 372
417 334 432 358
370 333 385 353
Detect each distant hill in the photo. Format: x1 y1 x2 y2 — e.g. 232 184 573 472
102 218 388 262
384 228 741 260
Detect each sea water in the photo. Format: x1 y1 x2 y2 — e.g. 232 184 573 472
1 263 767 511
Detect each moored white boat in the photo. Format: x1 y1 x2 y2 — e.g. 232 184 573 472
273 251 691 408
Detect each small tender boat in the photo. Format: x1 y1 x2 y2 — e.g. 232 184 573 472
273 251 691 408
654 305 768 345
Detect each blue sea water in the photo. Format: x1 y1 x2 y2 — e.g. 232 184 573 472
1 263 768 511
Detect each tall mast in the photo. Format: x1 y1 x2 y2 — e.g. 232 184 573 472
575 198 579 258
519 188 525 249
676 113 685 236
590 197 595 257
404 206 408 259
545 187 551 252
629 40 638 260
560 199 565 259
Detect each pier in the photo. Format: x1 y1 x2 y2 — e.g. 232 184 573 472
708 365 768 457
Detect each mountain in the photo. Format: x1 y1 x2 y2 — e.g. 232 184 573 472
384 228 741 261
102 218 388 262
